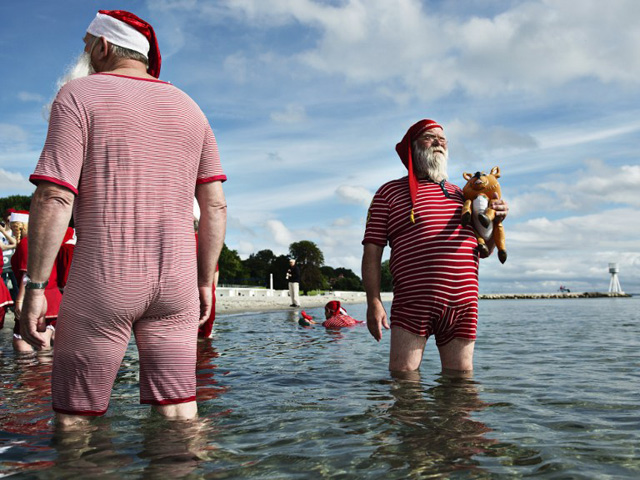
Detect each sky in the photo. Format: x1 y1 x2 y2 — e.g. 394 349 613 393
1 0 639 294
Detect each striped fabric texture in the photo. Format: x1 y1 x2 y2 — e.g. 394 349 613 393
322 313 363 329
31 73 225 415
363 177 479 345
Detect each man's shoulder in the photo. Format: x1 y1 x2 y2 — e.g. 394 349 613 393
376 176 409 195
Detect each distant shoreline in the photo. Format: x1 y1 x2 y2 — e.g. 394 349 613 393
479 292 632 300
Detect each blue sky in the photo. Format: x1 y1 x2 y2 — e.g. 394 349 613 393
1 0 639 293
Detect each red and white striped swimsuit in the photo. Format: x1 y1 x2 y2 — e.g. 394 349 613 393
31 73 226 415
363 177 479 345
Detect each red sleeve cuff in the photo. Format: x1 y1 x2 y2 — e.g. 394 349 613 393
196 174 227 185
29 175 79 195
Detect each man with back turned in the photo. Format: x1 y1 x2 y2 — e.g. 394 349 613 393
20 10 227 427
362 119 508 374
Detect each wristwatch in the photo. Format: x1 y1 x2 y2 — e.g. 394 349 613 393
23 274 49 290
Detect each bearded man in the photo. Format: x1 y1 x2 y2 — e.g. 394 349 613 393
20 10 227 427
362 119 508 374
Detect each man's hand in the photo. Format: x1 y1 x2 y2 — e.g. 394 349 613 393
366 299 389 342
198 286 213 326
490 193 509 224
20 290 49 350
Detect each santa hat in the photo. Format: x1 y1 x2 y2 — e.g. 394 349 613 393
325 301 342 317
87 10 162 78
395 119 443 224
9 210 29 223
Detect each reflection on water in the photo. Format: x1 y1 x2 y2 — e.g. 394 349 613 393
370 371 497 477
1 299 640 478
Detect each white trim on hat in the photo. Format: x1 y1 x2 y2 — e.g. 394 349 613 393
10 212 29 223
193 198 201 220
87 12 150 57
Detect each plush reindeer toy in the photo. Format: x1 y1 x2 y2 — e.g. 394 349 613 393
461 166 507 264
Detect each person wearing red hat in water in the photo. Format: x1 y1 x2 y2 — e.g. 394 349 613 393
21 10 227 428
362 119 508 374
322 301 363 329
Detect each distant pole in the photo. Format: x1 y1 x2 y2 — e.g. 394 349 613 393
608 263 624 294
270 273 273 291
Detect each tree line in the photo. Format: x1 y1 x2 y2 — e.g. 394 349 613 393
219 239 393 293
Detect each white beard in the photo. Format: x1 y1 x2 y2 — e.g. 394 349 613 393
413 145 449 183
44 52 95 121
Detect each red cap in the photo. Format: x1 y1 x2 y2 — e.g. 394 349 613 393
395 119 443 223
88 10 162 78
325 301 342 317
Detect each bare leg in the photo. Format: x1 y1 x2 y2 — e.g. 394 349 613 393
389 326 427 372
437 338 475 373
55 413 92 431
153 401 198 420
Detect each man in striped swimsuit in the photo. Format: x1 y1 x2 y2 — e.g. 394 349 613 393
362 119 508 374
20 10 227 428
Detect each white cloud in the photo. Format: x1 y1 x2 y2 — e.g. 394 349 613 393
270 104 307 124
17 91 44 102
0 169 32 194
335 185 372 206
0 123 29 144
265 219 294 247
224 0 640 101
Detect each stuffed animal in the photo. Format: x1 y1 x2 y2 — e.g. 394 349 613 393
461 167 507 264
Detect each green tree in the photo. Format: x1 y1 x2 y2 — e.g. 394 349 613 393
300 264 328 294
332 267 364 291
289 240 324 267
217 244 249 285
0 195 32 220
243 249 276 287
380 260 393 292
289 240 325 294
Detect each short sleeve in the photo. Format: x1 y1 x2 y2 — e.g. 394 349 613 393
30 96 85 195
196 124 227 184
362 189 390 246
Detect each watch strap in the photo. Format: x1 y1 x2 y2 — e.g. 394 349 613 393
25 276 49 290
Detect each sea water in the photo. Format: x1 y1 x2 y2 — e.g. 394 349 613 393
1 297 639 478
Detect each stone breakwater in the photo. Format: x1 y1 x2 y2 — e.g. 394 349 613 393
479 292 631 300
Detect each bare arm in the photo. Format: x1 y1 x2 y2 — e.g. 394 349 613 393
21 182 75 349
195 180 227 324
362 243 389 341
0 224 16 250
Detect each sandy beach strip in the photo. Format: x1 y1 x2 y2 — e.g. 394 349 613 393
216 288 393 315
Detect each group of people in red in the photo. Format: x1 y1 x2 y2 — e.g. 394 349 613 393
0 209 75 352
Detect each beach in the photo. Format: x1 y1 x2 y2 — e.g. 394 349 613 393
216 288 393 314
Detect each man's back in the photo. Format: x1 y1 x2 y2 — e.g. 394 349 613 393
32 73 225 316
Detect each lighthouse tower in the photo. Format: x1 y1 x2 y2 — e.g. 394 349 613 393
608 263 624 294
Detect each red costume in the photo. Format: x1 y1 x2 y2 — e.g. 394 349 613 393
11 236 63 335
322 301 363 329
0 255 13 329
362 119 479 346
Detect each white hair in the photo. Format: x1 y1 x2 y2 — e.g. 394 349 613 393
412 142 449 183
43 52 95 121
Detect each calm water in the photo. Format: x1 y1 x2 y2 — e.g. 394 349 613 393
1 297 639 478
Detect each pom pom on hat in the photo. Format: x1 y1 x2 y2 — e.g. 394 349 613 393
87 10 162 78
